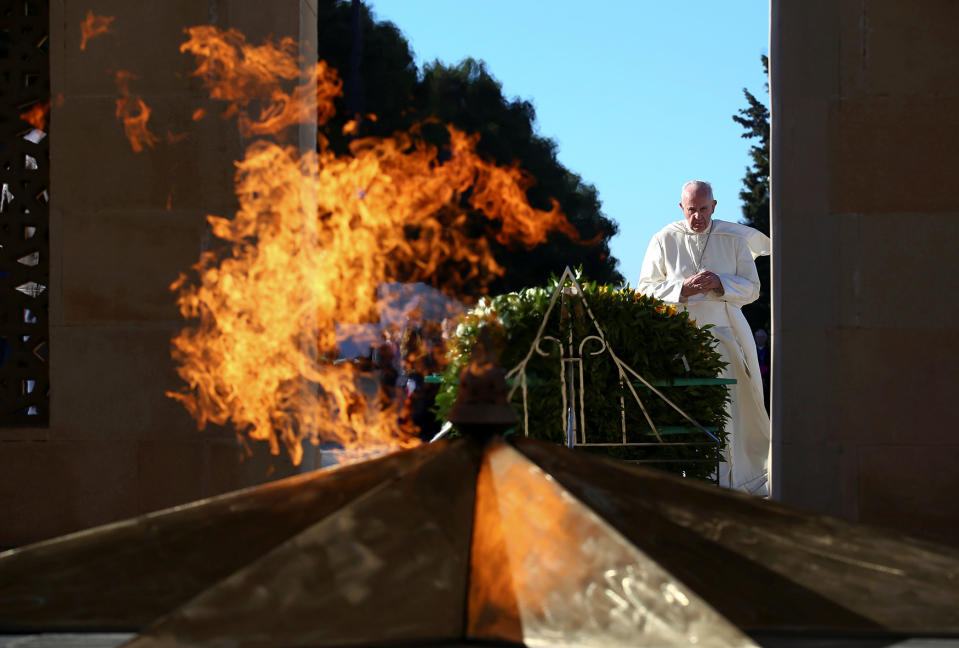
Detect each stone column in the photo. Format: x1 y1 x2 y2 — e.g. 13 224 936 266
772 0 959 545
0 0 318 548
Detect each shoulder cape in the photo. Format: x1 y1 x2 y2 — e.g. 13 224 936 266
661 219 770 260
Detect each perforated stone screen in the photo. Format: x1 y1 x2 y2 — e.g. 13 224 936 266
0 0 49 425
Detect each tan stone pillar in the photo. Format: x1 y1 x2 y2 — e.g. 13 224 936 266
771 0 959 545
0 0 318 548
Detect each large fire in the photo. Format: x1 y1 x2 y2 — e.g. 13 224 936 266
102 23 580 464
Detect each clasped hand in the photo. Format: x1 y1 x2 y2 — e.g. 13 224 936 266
681 270 723 296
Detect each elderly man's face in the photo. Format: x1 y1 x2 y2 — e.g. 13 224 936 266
679 189 716 233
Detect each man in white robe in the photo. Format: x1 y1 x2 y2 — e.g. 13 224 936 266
637 180 771 495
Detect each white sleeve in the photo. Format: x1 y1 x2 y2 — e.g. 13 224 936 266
716 240 761 307
637 236 684 303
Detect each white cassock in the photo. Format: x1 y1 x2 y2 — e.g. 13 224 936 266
637 218 771 496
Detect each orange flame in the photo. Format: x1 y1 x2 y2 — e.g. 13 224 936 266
80 10 114 51
114 70 159 153
179 26 342 137
19 101 50 131
168 27 579 464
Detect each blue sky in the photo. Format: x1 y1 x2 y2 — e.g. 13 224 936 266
367 1 769 286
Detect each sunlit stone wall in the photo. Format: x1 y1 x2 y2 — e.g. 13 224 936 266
0 0 317 548
771 0 959 545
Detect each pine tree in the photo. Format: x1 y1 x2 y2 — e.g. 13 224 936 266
732 55 769 235
733 55 770 333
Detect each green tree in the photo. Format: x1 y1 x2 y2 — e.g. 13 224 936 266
733 55 770 332
413 58 621 293
315 0 419 149
315 1 623 296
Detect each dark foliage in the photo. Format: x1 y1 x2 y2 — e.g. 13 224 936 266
315 1 623 297
733 55 770 332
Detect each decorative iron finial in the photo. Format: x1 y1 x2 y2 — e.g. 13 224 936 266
447 328 519 439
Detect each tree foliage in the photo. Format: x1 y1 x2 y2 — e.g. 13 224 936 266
732 55 769 236
412 59 621 293
315 1 622 297
733 55 770 331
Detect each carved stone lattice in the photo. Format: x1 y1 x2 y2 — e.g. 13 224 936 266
0 0 49 425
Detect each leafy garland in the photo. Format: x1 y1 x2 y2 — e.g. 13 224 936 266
435 275 730 481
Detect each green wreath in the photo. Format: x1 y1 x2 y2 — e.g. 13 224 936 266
435 274 730 481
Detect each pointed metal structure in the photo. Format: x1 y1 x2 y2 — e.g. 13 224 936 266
1 432 958 646
505 267 722 448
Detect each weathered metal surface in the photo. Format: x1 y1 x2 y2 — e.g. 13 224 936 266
0 634 134 648
0 441 450 631
125 439 481 648
467 439 756 647
515 437 959 636
5 433 959 645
